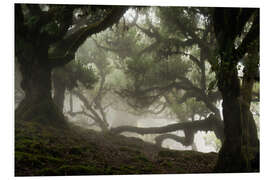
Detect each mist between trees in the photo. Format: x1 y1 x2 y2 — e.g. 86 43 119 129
15 5 260 173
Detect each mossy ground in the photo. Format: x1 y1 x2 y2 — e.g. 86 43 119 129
15 118 218 176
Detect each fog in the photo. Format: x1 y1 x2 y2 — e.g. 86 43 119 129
61 91 221 153
13 6 250 153
14 5 260 175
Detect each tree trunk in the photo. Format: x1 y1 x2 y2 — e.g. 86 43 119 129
212 8 259 172
240 61 260 171
215 66 259 172
53 76 66 113
15 44 67 127
215 93 244 172
241 52 260 149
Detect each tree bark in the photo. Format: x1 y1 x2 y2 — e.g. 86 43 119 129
215 67 259 172
212 8 259 172
52 74 66 113
215 81 244 172
15 42 67 127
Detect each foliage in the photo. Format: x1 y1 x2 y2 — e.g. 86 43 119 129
53 60 98 90
95 7 221 121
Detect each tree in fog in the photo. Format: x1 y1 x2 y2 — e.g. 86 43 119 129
95 7 260 171
65 39 116 131
14 4 260 173
15 4 127 126
96 7 224 148
52 60 98 113
211 8 259 172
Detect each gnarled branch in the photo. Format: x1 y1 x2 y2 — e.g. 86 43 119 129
111 114 224 141
49 6 128 68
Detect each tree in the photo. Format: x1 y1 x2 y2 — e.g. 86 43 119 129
52 60 98 113
211 8 259 172
15 4 127 126
96 7 224 148
67 39 115 131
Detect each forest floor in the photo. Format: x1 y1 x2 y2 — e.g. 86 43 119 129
15 119 218 176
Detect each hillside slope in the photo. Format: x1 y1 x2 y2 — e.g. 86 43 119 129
15 119 218 176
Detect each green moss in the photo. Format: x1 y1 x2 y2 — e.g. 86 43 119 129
15 109 219 175
135 155 149 162
38 154 63 164
162 161 173 168
68 146 91 155
103 164 155 175
38 165 102 176
15 151 63 169
15 151 43 168
158 150 176 158
104 164 150 175
37 168 59 176
119 146 141 155
15 138 33 152
15 135 61 157
117 165 140 174
57 165 101 175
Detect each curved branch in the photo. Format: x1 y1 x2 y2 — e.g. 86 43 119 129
155 134 187 146
234 10 259 60
49 6 128 68
111 114 223 138
71 89 109 131
68 110 96 120
173 80 221 116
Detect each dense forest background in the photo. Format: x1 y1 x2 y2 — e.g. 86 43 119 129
3 1 270 178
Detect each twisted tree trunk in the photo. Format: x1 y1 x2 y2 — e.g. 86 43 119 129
15 43 67 127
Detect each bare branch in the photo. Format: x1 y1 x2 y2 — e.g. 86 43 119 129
71 89 109 130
